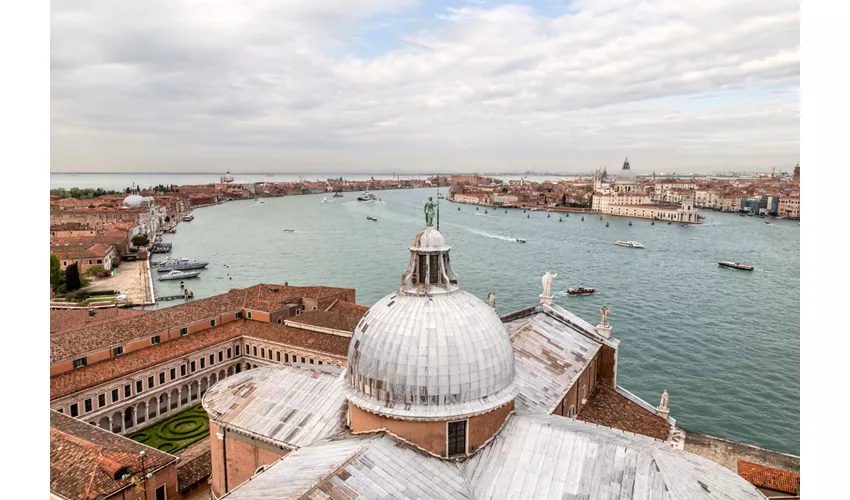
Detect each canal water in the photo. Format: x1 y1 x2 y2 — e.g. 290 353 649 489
152 187 800 454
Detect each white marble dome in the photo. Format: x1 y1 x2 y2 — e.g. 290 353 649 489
344 228 518 420
122 194 145 207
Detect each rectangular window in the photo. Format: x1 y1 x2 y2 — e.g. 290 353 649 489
151 335 161 345
170 368 176 380
113 346 124 357
73 357 87 369
136 380 143 393
227 347 232 358
235 312 242 319
276 351 280 362
234 344 240 356
98 394 106 408
218 351 223 362
209 354 215 365
253 345 257 356
190 361 196 372
318 360 323 365
70 403 79 417
301 356 306 363
247 311 252 320
285 353 289 363
124 384 131 398
447 420 468 456
111 389 119 403
180 365 186 377
210 319 216 327
159 372 165 385
180 327 188 336
200 357 205 369
260 347 265 358
148 376 155 389
84 399 93 413
97 259 103 264
155 484 167 500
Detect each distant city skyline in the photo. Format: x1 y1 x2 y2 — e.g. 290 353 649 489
51 0 799 174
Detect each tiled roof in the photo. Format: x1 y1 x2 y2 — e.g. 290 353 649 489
50 410 176 500
50 308 147 335
737 460 800 494
50 289 246 363
242 283 353 312
577 384 671 441
177 451 212 492
50 321 244 400
242 320 350 358
286 300 368 332
51 222 93 231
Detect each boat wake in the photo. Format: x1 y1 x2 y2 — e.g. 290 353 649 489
466 228 517 242
474 212 488 217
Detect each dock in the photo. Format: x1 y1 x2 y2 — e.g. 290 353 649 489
156 293 194 302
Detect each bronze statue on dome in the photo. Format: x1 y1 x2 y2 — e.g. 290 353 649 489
424 197 438 227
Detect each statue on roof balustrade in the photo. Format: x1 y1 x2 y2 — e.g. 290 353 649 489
424 197 437 227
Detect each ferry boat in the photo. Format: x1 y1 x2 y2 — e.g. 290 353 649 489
158 269 202 281
615 241 644 249
156 258 209 272
182 213 195 221
357 192 378 201
566 287 596 295
366 216 378 222
718 261 754 271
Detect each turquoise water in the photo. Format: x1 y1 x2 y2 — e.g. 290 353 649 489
151 187 799 454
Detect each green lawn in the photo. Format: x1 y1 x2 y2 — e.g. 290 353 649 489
127 404 209 454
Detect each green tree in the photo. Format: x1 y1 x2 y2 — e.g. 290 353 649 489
50 254 62 288
65 263 82 291
132 235 150 247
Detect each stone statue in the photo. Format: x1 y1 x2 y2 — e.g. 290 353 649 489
600 305 611 326
488 292 496 310
541 272 557 298
659 390 669 410
424 197 437 227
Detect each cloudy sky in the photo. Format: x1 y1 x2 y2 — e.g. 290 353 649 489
51 0 799 174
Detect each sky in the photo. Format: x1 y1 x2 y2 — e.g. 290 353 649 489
51 0 800 174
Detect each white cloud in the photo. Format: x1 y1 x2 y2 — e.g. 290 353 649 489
51 0 799 173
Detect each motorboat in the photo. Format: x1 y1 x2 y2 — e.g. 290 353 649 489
719 261 754 271
764 221 772 225
515 238 526 243
651 221 655 225
156 258 209 272
258 200 266 204
566 287 596 295
333 192 344 198
615 241 644 249
605 222 609 227
159 269 201 281
581 217 584 221
366 216 378 222
357 192 378 201
322 197 328 203
484 209 488 214
283 229 295 233
182 213 195 221
628 221 632 226
559 217 562 222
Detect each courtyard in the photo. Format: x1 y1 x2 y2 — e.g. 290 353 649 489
127 404 209 454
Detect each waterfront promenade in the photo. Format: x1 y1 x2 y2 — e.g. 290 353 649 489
87 258 154 306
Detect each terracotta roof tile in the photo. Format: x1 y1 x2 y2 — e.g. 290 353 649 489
577 384 670 441
50 410 177 500
286 300 369 332
242 284 354 312
242 320 350 358
51 308 148 335
737 460 800 494
50 321 244 400
177 450 212 492
50 290 246 364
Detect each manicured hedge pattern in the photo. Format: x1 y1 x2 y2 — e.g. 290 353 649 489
128 405 209 454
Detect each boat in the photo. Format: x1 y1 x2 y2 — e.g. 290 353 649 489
764 221 772 225
605 222 609 227
615 241 644 249
357 192 378 201
458 207 461 211
515 238 526 243
739 213 746 217
366 216 378 222
628 221 632 226
322 197 328 203
438 193 446 199
566 287 596 295
283 229 295 233
484 209 488 214
559 217 562 222
182 213 195 221
581 217 584 221
158 269 201 281
156 258 209 272
333 192 344 198
547 213 550 218
651 221 655 225
718 261 754 271
258 200 266 204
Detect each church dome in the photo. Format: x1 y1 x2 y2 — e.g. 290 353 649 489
345 227 518 420
122 194 145 207
618 157 636 181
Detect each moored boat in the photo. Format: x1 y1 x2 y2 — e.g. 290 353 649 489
718 261 754 271
158 269 201 281
156 258 209 272
567 287 596 295
182 213 195 221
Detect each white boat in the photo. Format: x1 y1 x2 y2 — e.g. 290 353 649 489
156 258 209 272
182 213 195 221
615 240 644 249
158 269 201 281
322 196 328 203
357 192 378 201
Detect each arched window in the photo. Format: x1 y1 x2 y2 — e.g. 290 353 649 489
567 405 577 418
